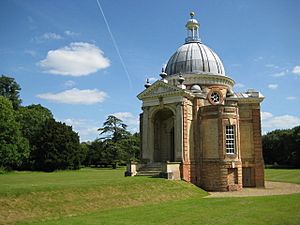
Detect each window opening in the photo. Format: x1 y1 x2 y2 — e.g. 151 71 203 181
226 125 235 154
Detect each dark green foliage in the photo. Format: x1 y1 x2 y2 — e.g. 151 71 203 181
82 140 106 166
83 116 140 168
263 125 300 167
0 75 84 172
0 74 140 171
0 75 22 109
0 96 29 169
99 115 140 167
16 104 54 169
32 119 81 171
17 104 53 140
118 132 140 161
98 115 129 141
78 142 89 166
102 140 120 168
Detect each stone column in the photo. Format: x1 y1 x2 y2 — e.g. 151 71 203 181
141 106 151 161
148 108 155 162
175 103 183 161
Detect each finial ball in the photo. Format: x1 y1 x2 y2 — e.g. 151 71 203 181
190 12 195 18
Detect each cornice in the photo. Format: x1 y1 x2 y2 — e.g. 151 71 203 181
166 73 235 88
137 80 194 100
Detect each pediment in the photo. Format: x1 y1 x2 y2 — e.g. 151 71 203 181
137 81 185 100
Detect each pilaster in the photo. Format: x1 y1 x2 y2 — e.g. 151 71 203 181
252 106 265 187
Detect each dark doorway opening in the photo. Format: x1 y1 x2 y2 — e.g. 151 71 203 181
243 167 255 187
153 109 175 162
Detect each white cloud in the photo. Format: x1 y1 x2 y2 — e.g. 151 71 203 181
265 64 279 69
39 42 110 76
60 113 139 142
36 88 107 105
261 111 273 120
235 83 245 88
112 112 139 126
64 80 76 87
261 111 300 133
292 66 300 75
148 77 158 83
64 118 84 126
112 112 139 133
271 71 286 77
267 84 278 90
34 32 63 42
286 96 297 100
62 118 99 142
254 56 263 62
64 30 78 36
42 32 63 40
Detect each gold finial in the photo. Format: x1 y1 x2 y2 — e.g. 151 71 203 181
190 12 195 18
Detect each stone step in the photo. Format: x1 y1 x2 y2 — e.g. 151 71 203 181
136 171 161 176
138 167 162 172
136 163 163 176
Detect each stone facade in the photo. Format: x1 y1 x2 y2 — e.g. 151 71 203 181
126 12 265 192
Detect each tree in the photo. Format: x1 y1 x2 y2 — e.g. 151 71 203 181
82 140 105 167
98 115 129 141
16 104 53 169
0 75 22 109
78 142 89 166
95 115 140 168
263 125 300 167
85 139 120 168
118 132 140 161
32 119 81 171
0 96 29 169
291 126 300 165
17 104 53 140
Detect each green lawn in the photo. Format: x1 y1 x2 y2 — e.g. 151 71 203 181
18 194 300 225
0 168 300 225
0 168 205 224
265 169 300 184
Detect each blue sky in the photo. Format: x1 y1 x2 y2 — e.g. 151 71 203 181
1 0 300 141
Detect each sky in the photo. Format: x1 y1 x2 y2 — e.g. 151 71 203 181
0 0 300 142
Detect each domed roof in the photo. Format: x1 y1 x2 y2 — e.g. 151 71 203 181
165 12 225 76
165 42 225 76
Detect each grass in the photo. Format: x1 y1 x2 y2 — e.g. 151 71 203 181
0 168 206 224
265 168 300 184
18 194 300 225
0 168 135 196
1 168 300 225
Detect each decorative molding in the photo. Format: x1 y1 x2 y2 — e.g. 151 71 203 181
137 80 193 100
235 98 264 103
166 73 235 88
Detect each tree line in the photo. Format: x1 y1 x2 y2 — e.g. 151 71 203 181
262 125 300 167
0 75 140 172
82 115 140 169
3 74 298 171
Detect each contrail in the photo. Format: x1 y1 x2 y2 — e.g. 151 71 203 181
96 0 133 88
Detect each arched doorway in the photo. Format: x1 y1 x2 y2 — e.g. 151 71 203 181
153 108 175 162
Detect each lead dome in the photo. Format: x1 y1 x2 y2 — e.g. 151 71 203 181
165 12 225 76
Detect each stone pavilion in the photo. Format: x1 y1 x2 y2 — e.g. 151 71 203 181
126 12 265 191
